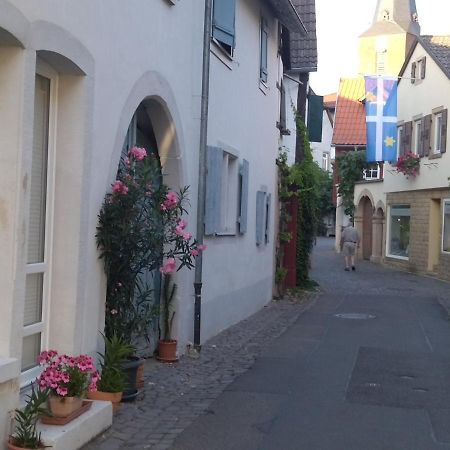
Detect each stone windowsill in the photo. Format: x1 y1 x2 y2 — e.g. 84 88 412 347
0 357 19 384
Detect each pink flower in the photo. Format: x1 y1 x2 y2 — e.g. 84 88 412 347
56 386 68 397
175 225 184 236
190 249 199 257
197 244 208 252
177 219 188 230
162 191 178 210
112 180 129 195
160 258 176 274
182 232 192 241
128 146 147 161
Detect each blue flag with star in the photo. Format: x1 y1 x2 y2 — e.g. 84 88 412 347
364 76 398 162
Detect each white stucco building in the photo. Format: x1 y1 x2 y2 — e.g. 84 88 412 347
0 0 307 447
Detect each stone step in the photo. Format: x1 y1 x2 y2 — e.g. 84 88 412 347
37 400 112 450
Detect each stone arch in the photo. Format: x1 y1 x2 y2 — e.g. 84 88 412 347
0 0 30 47
355 188 375 208
356 195 374 260
110 71 185 191
30 21 94 75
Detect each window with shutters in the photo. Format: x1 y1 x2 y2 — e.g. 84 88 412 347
212 0 236 57
22 63 57 383
411 57 426 84
443 200 450 253
260 17 268 83
205 146 244 236
413 119 422 155
432 109 448 154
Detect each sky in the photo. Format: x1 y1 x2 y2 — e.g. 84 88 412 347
309 0 450 95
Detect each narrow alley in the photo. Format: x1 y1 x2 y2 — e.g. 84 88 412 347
171 237 450 450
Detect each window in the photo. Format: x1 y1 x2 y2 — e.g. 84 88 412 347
22 66 56 381
388 205 410 258
256 190 271 246
413 119 422 155
376 51 386 74
397 125 404 156
411 57 426 84
205 146 244 235
443 200 450 253
260 17 268 83
322 152 329 171
212 0 236 56
433 109 448 154
363 164 381 180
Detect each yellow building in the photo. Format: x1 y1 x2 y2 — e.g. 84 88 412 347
359 0 420 77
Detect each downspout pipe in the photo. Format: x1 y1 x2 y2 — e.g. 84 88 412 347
194 0 212 352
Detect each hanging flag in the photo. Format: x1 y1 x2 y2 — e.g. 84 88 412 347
364 76 398 162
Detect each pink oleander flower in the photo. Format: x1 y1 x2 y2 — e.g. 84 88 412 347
160 257 176 274
162 191 178 209
176 219 187 230
112 180 129 195
182 232 192 241
128 146 147 161
197 244 208 251
175 225 184 236
190 248 199 257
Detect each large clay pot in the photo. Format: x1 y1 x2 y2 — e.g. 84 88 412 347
48 395 82 418
87 390 123 413
157 340 178 362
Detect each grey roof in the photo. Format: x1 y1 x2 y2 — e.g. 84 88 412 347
420 35 450 79
265 0 307 35
288 0 318 72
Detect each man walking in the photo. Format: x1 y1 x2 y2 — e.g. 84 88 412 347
340 222 360 271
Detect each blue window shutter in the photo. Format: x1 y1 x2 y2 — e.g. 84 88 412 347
205 146 223 235
238 159 249 234
256 191 265 245
265 193 271 244
212 0 236 49
260 18 268 82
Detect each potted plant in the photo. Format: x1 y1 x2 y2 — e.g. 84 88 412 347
7 385 50 449
87 334 134 413
96 147 205 382
36 350 99 418
395 151 420 178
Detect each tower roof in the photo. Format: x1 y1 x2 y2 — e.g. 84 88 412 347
361 0 420 37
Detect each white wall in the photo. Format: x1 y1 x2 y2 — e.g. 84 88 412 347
0 0 285 442
310 110 333 171
281 76 299 165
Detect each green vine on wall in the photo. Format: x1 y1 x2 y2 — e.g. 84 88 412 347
335 150 368 217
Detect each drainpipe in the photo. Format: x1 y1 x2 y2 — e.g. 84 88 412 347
194 0 212 352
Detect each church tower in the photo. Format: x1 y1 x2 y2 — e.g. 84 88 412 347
359 0 420 76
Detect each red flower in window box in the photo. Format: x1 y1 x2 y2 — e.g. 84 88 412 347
395 152 420 178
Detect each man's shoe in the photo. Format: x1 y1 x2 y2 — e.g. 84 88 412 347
345 267 350 271
352 266 356 271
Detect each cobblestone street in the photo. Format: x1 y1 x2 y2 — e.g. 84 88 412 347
85 237 450 449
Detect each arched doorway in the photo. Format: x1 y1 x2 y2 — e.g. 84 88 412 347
120 101 163 356
361 196 373 260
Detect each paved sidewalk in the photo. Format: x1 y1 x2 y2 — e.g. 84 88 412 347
83 291 317 450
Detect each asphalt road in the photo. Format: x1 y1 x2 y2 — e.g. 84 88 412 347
172 237 450 450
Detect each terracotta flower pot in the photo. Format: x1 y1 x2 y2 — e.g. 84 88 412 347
48 395 83 418
7 438 45 449
157 340 178 362
87 390 123 413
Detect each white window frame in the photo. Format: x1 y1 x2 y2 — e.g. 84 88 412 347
433 111 444 154
442 199 450 254
219 151 238 234
363 164 381 181
386 205 411 260
21 60 57 387
397 125 404 157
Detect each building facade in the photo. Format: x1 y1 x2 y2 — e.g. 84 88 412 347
0 0 306 447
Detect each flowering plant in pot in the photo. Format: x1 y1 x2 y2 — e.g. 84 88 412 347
96 146 205 390
395 152 420 178
87 334 134 413
36 350 99 418
8 385 50 449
